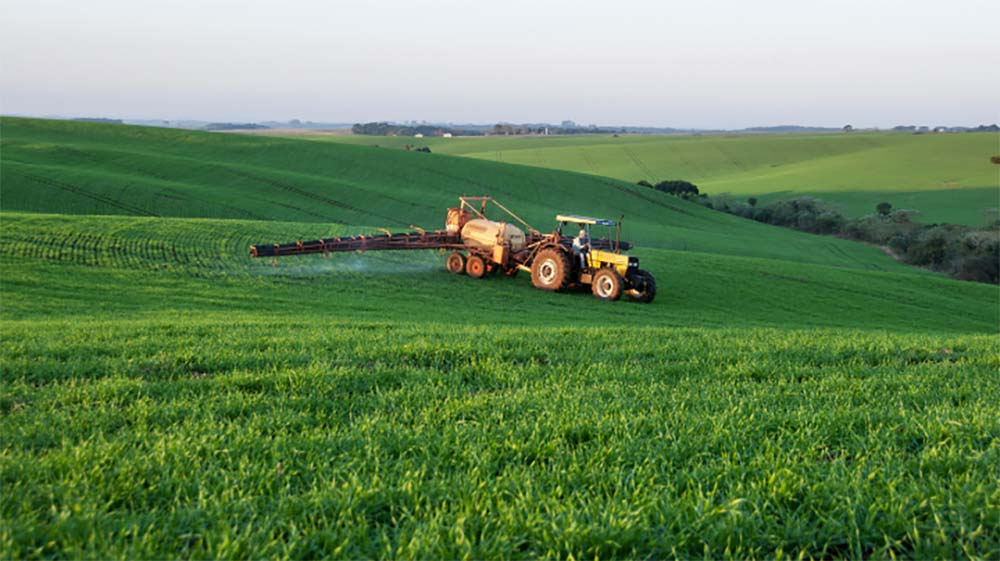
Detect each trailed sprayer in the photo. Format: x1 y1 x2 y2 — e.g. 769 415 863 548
250 196 655 302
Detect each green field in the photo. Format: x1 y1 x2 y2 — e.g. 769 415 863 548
0 118 925 270
2 118 999 558
307 131 1000 225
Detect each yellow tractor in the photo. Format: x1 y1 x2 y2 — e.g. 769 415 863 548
252 196 656 303
527 214 656 302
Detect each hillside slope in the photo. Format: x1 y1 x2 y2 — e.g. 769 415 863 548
3 120 999 559
2 212 994 332
3 211 998 558
312 131 1000 225
1 117 912 272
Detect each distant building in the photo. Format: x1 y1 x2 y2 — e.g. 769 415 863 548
414 133 424 138
442 132 453 138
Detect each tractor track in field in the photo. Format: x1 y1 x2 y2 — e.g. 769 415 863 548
69 144 190 185
858 242 904 265
822 240 880 271
622 146 657 182
20 173 158 217
577 148 600 174
272 200 346 223
608 182 694 216
219 167 408 226
355 189 438 214
208 154 439 217
402 163 521 205
8 153 273 222
713 142 749 172
675 146 708 179
237 189 346 223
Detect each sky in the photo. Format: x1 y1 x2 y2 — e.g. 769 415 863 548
1 0 998 129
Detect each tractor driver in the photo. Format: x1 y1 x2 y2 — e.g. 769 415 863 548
572 228 590 269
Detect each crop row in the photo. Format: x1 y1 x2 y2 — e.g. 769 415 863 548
2 318 998 559
1 224 238 277
0 213 422 278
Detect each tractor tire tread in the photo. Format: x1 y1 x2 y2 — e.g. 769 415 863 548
530 247 572 291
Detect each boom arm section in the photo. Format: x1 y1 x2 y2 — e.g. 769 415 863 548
250 230 464 258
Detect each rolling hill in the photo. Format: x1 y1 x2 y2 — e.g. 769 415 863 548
0 117 925 271
304 131 1000 225
2 211 994 331
2 117 997 559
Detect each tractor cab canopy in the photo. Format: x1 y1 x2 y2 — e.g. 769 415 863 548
555 215 623 251
555 214 616 227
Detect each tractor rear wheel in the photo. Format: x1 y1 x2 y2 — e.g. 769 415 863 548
466 255 487 278
446 251 466 274
592 268 623 301
531 248 571 291
626 269 656 303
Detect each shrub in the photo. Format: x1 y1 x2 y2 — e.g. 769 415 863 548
751 206 772 223
695 192 997 284
954 253 1000 283
888 233 913 255
815 211 846 234
653 180 699 197
907 226 961 267
855 218 990 278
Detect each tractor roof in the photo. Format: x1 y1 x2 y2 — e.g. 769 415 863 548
555 214 616 226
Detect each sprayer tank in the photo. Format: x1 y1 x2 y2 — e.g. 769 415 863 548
460 219 526 252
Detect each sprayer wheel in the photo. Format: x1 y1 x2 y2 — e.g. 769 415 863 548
466 255 487 278
446 251 466 274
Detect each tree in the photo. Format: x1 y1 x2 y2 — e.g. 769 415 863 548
843 124 854 132
637 180 652 188
747 197 758 207
876 202 893 216
653 180 699 197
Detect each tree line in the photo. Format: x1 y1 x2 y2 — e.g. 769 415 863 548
202 123 269 131
636 180 1000 284
352 121 621 136
351 122 483 136
490 124 618 135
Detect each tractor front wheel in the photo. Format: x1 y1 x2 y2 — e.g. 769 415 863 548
446 251 466 274
531 248 571 291
626 269 656 303
592 268 623 301
466 255 487 278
